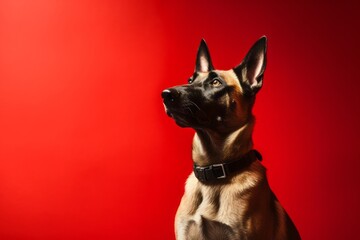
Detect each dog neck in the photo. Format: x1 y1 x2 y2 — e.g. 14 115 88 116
192 117 255 166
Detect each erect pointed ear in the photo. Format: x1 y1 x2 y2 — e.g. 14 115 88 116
195 39 214 73
233 36 267 95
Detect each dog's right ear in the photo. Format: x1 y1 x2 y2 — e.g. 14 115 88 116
233 36 267 96
195 39 214 73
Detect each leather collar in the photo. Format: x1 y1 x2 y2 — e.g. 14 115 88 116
193 150 262 183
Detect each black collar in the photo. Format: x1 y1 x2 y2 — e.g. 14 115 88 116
193 150 262 183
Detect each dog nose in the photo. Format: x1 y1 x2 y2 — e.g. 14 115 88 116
161 89 179 103
161 89 173 101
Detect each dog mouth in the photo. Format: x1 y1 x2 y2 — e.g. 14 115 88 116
164 105 194 127
164 106 174 118
163 102 211 128
171 115 191 127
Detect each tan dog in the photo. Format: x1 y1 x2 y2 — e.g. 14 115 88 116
162 37 300 240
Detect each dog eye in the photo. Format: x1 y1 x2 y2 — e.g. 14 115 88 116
188 78 194 84
210 79 222 87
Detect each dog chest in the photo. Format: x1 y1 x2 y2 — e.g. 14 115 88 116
175 174 252 239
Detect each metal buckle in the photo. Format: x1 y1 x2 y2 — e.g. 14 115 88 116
212 164 226 179
194 164 227 182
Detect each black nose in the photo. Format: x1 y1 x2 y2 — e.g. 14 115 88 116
161 89 179 103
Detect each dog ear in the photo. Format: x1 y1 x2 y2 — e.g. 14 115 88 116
233 36 267 95
195 39 214 73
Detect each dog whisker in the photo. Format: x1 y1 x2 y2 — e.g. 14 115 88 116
187 107 194 115
188 100 208 119
188 100 201 111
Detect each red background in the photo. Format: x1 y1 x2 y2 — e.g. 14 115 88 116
1 0 359 239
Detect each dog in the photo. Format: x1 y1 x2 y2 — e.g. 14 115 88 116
161 37 300 240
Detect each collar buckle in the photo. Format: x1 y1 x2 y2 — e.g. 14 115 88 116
194 163 227 182
212 164 226 179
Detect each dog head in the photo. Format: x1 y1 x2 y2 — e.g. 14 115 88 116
162 37 267 133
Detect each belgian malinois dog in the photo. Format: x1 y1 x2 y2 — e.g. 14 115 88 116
161 37 300 240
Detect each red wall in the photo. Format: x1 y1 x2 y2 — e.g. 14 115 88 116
1 0 359 239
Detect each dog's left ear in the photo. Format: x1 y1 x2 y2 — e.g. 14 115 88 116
233 36 267 95
195 39 214 73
